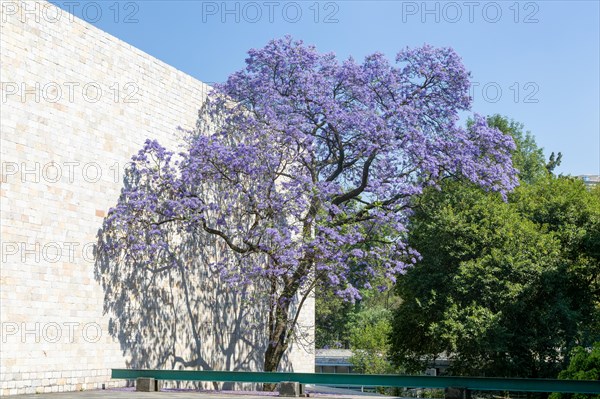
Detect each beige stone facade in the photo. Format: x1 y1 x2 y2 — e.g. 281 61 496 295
0 1 314 395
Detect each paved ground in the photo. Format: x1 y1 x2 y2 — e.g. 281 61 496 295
11 392 274 399
10 387 398 399
12 392 202 399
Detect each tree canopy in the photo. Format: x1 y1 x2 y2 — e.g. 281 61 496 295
99 37 517 373
551 342 600 399
390 118 600 377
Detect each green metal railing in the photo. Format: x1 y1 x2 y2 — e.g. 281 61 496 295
111 369 600 394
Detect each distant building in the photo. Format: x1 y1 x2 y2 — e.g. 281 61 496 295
315 349 451 376
315 349 354 374
578 175 600 189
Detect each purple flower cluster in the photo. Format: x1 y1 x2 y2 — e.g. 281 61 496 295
101 36 517 305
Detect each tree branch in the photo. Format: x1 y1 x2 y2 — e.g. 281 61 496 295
332 151 377 205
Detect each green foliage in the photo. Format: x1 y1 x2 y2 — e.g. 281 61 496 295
546 152 563 174
486 114 560 183
349 307 392 351
422 389 445 398
315 275 402 379
349 348 395 375
315 285 355 349
348 307 399 393
316 297 399 372
550 343 600 399
389 117 599 377
390 175 600 377
512 177 600 284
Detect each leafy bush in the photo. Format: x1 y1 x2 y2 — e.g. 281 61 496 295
550 342 600 399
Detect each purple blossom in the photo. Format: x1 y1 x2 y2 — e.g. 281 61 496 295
98 36 517 372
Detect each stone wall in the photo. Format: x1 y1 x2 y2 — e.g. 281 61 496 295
0 1 314 395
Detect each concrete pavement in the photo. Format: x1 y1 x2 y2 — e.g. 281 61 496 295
9 387 400 399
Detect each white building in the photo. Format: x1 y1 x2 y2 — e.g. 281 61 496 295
578 175 600 189
0 1 314 395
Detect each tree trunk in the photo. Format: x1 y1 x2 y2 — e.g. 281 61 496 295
262 296 291 391
261 252 314 390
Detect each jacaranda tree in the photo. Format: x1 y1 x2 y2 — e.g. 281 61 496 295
99 36 518 374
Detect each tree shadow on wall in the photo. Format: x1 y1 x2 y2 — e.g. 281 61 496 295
94 167 293 390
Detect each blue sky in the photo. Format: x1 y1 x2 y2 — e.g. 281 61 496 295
51 0 600 176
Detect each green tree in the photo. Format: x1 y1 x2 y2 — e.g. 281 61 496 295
512 177 600 306
390 117 600 377
315 285 355 349
486 115 545 183
485 114 563 183
391 181 571 376
348 307 395 374
550 342 600 399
